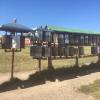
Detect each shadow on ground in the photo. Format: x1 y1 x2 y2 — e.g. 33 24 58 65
0 56 100 92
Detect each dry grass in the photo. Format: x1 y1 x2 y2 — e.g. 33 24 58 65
0 47 98 73
79 80 100 100
0 47 39 72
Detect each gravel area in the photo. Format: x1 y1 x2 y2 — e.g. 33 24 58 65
0 70 100 100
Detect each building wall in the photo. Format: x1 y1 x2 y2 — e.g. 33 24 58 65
25 37 31 46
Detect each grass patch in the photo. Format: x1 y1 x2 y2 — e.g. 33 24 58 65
79 80 100 100
0 47 98 73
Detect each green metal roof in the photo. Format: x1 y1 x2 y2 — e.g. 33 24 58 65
48 25 100 35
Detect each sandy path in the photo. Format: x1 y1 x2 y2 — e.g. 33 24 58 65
0 71 100 100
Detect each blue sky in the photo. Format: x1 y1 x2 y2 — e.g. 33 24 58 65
0 0 100 31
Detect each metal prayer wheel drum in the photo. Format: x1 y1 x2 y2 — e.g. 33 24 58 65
96 36 100 45
58 33 65 47
74 35 79 45
45 31 51 42
98 36 100 45
30 45 42 58
69 46 74 56
84 36 89 45
65 46 70 57
45 47 50 57
58 47 65 57
20 36 25 48
79 35 84 45
69 34 74 45
97 46 100 54
1 35 12 49
91 46 97 54
88 35 93 45
51 46 58 57
79 46 84 55
12 36 21 49
61 47 65 56
42 46 50 57
53 33 58 44
92 36 97 46
2 35 25 49
35 46 42 58
65 34 69 45
34 30 43 41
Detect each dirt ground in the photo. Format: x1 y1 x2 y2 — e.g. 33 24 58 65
0 69 100 100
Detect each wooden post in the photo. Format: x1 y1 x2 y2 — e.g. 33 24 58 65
98 54 100 63
38 58 41 72
54 43 56 59
37 40 42 72
10 32 15 80
75 44 79 67
48 42 53 70
48 56 52 69
11 48 15 80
